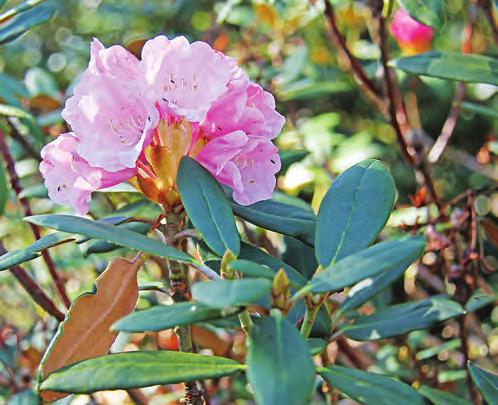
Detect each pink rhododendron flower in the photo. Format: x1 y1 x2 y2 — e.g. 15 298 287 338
41 35 284 214
62 39 159 172
197 131 281 205
389 10 433 55
40 133 135 215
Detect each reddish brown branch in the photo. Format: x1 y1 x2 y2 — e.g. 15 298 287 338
6 119 40 161
322 1 384 106
336 337 371 370
0 128 70 308
428 83 466 163
0 243 65 322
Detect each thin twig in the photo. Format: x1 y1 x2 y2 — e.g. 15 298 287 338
0 128 70 308
428 83 466 163
6 119 40 160
322 0 384 108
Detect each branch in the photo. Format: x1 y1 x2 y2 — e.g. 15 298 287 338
427 83 466 163
322 0 384 108
0 128 70 308
0 243 65 322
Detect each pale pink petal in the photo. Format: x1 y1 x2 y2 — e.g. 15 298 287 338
196 132 280 205
141 35 233 122
62 39 158 172
40 133 135 215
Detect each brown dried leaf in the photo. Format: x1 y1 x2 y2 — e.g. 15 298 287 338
38 257 143 401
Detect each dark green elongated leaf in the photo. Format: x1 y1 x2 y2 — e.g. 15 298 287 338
468 362 498 404
247 316 315 405
461 101 498 119
112 302 238 332
418 384 472 405
40 351 245 394
83 223 151 255
392 52 498 86
231 198 316 246
192 278 272 309
319 365 425 405
25 215 194 263
0 233 73 271
308 236 425 294
343 296 464 341
307 338 326 356
416 338 461 360
228 259 275 280
0 1 55 45
0 104 36 120
397 0 446 29
0 0 45 23
339 237 426 311
283 236 317 280
178 157 240 256
0 158 7 215
465 289 496 312
239 242 306 287
315 159 396 267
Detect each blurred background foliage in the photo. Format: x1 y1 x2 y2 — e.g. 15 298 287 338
0 0 496 404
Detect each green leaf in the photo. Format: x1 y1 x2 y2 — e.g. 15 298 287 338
240 242 306 287
315 159 395 267
228 259 275 280
418 384 472 405
339 237 426 311
465 289 496 312
39 351 245 394
25 215 194 263
0 233 73 271
319 365 425 405
0 1 55 45
0 158 7 215
397 0 446 29
461 101 498 120
192 278 272 309
177 157 240 256
6 389 39 405
343 296 464 341
308 236 425 294
307 338 326 356
83 222 151 255
247 315 315 405
468 362 498 404
112 302 237 332
392 52 498 86
231 198 316 246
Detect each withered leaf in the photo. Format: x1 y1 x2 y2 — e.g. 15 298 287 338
38 257 143 401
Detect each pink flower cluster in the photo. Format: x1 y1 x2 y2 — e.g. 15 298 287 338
389 10 433 55
40 36 285 214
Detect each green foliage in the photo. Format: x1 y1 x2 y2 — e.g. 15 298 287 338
315 159 396 267
468 362 498 404
319 365 425 405
343 296 464 340
247 315 315 405
178 157 240 256
40 351 245 393
392 52 498 85
192 278 272 308
418 385 473 405
397 0 446 29
112 302 239 332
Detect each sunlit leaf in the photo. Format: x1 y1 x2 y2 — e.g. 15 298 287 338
392 52 498 86
397 0 446 29
315 159 395 267
40 351 245 394
468 362 498 404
